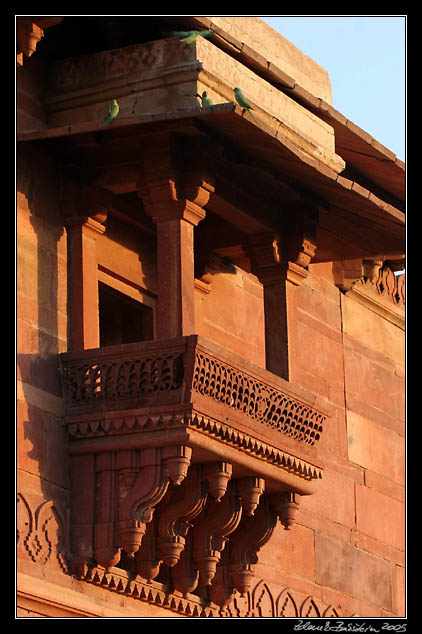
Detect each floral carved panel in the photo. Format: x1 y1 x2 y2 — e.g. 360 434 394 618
17 492 68 574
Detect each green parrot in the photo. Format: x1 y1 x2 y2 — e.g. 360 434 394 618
199 91 213 107
104 99 119 128
234 87 257 123
174 29 214 43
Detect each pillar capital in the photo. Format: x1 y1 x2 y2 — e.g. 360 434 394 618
63 215 106 237
137 131 215 225
141 198 207 227
246 201 318 288
60 181 113 227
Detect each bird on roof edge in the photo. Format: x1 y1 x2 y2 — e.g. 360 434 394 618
199 91 213 107
234 87 257 122
174 29 214 43
104 99 119 128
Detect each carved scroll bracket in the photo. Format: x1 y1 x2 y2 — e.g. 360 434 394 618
271 491 300 530
209 491 301 606
117 446 192 559
157 465 208 568
193 480 243 591
219 496 278 603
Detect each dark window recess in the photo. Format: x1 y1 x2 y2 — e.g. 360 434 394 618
99 283 154 346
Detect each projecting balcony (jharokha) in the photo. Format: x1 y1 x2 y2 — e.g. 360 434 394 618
59 335 330 605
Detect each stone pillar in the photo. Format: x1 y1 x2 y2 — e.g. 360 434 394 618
138 134 214 339
152 201 206 339
62 184 112 351
65 216 105 351
246 202 318 380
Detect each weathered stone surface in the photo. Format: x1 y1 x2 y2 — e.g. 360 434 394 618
300 467 356 528
347 409 405 484
315 533 392 610
355 484 405 551
206 16 333 104
342 293 405 369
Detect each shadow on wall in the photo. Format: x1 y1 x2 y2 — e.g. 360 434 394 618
17 143 65 401
17 142 71 573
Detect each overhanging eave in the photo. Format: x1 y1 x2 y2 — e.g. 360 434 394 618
18 103 405 262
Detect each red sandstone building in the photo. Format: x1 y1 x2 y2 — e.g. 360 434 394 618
16 16 406 618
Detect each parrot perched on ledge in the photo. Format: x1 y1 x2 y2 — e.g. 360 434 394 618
171 29 214 43
234 87 257 123
199 91 213 107
104 99 120 128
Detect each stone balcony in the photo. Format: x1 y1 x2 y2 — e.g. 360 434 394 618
59 335 331 604
60 334 329 485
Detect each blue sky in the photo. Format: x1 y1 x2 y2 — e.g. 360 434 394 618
258 16 406 161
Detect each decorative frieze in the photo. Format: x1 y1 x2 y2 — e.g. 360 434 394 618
333 258 405 328
71 564 344 618
333 258 405 308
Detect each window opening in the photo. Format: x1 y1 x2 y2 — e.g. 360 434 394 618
99 282 154 346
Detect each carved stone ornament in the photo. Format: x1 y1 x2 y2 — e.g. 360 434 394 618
17 492 68 573
333 258 405 328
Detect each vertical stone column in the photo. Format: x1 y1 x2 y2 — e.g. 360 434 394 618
62 184 112 351
246 202 318 380
138 134 214 339
153 201 206 339
65 216 105 351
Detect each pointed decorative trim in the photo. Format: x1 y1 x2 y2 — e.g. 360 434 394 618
72 563 345 617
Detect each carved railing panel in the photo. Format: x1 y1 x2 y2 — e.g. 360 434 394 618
61 340 187 412
192 348 325 445
60 335 328 448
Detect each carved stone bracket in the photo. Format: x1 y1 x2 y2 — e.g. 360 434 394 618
271 491 300 530
157 465 208 568
66 441 308 604
137 133 215 225
117 446 192 560
16 17 63 66
193 480 243 591
225 496 277 600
